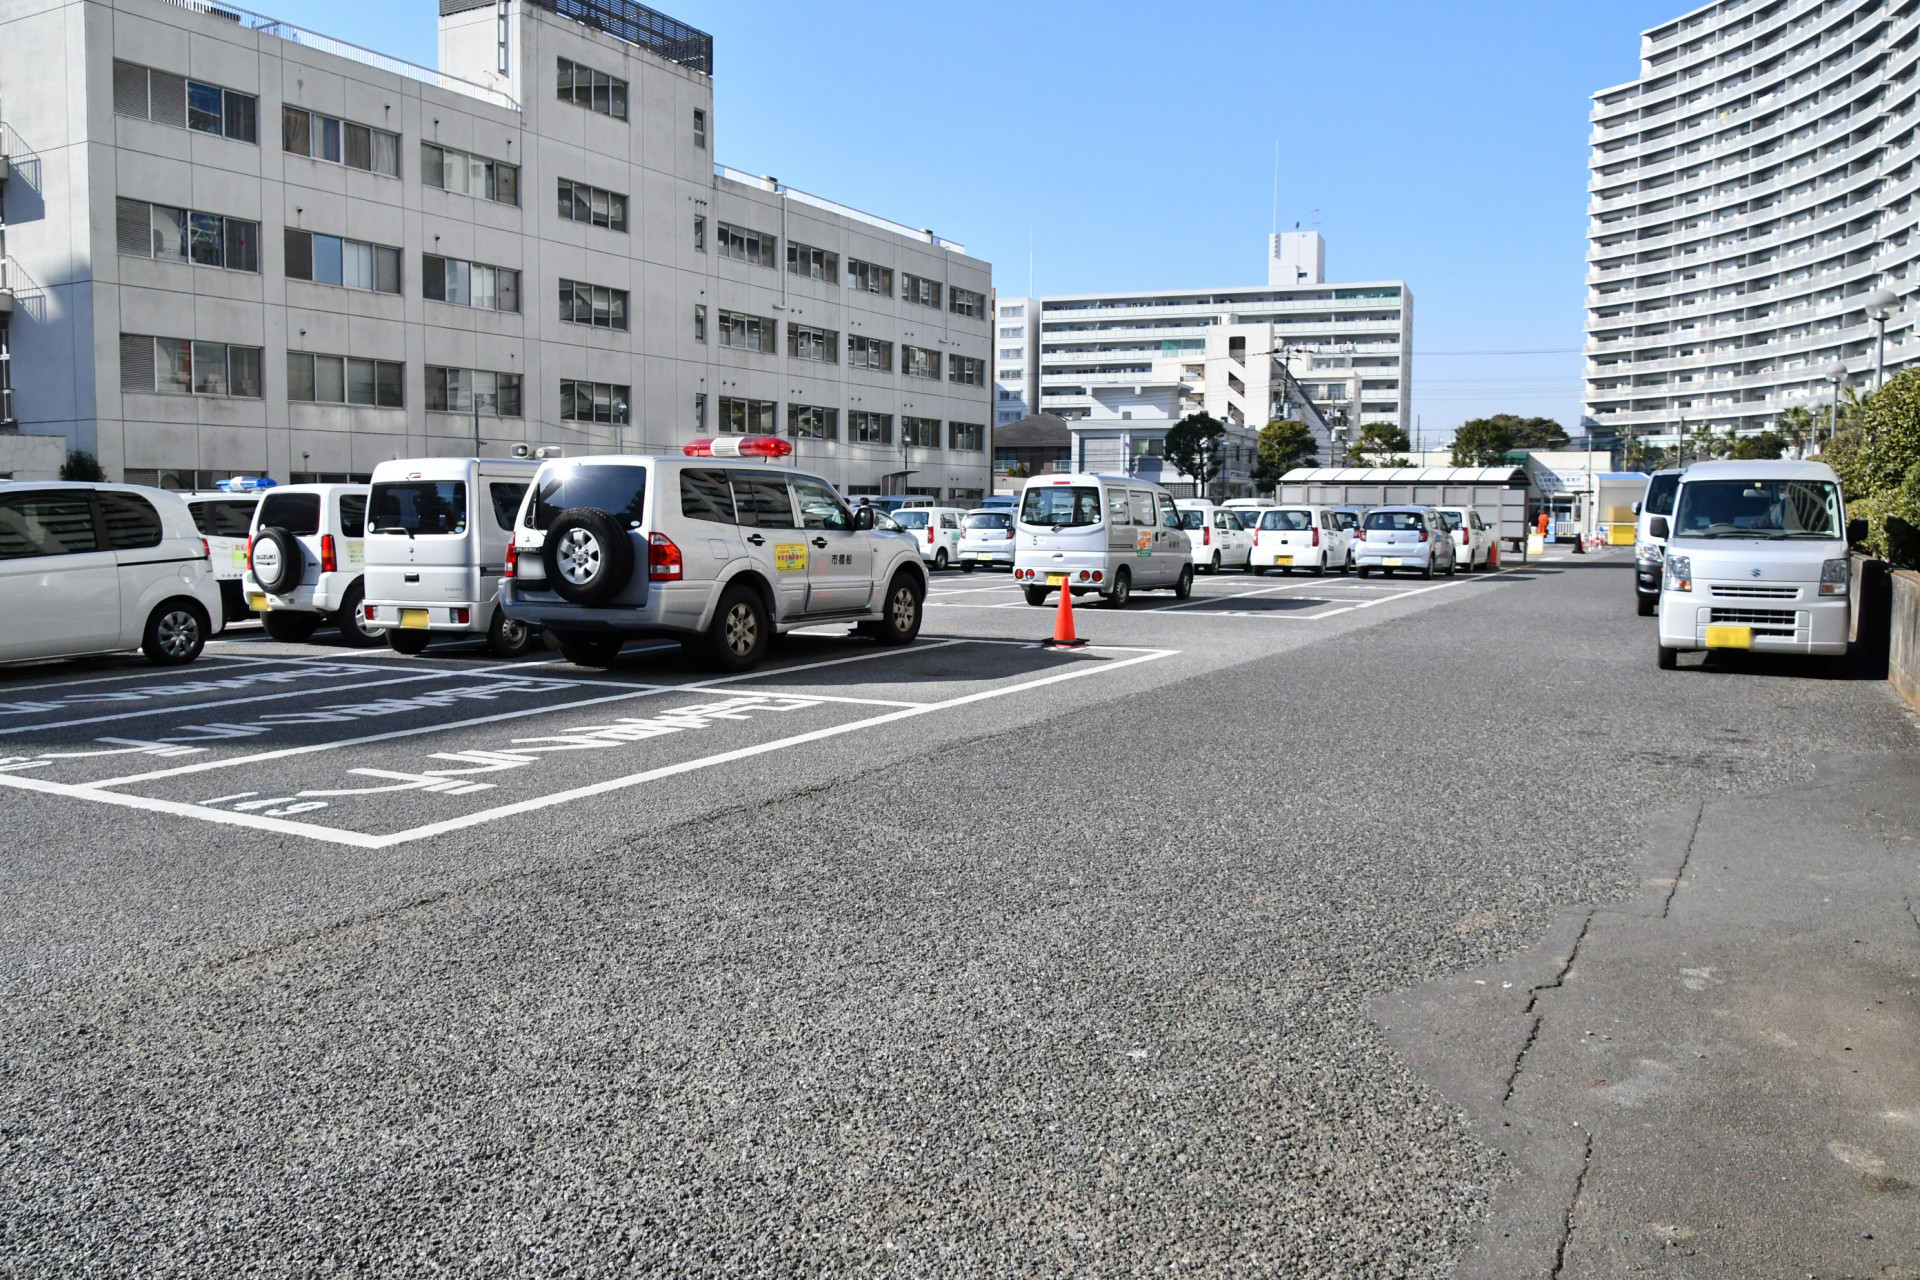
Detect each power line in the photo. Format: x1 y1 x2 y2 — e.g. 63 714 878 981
1414 347 1583 356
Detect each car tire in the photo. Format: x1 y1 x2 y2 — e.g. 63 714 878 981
261 611 321 643
1023 585 1051 607
1251 565 1268 576
1636 594 1656 618
1339 556 1351 576
544 507 634 606
142 598 208 665
1383 568 1394 578
487 610 538 659
874 572 923 646
1207 552 1221 575
1281 566 1293 576
387 628 432 655
1444 555 1456 578
703 584 772 671
934 547 949 571
961 562 975 573
1107 568 1131 608
554 630 625 668
334 584 383 647
1357 566 1371 578
1173 564 1194 599
1658 643 1678 670
1312 556 1326 577
1422 558 1436 580
248 526 304 595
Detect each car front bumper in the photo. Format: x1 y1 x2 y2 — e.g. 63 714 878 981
1635 559 1662 598
1658 591 1849 656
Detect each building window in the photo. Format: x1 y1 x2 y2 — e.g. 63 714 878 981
116 199 258 272
788 404 837 440
287 352 403 407
948 355 985 387
718 310 775 352
949 421 983 451
999 347 1023 359
282 107 400 176
426 368 522 416
847 259 892 296
285 230 402 294
901 416 940 448
557 57 628 120
423 256 520 312
903 345 941 380
717 397 777 434
950 286 985 319
847 335 893 371
787 324 837 363
902 274 941 309
1000 326 1025 338
694 392 707 430
998 369 1024 382
112 61 257 143
560 380 629 423
693 107 706 148
716 222 775 267
1000 304 1024 318
850 411 892 444
423 144 518 204
694 305 707 342
119 334 263 398
694 216 706 252
557 179 627 231
558 278 630 330
786 242 837 283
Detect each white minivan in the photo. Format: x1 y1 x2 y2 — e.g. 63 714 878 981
361 458 540 657
243 483 380 645
1176 499 1253 574
0 481 223 665
1653 460 1855 670
1012 473 1193 607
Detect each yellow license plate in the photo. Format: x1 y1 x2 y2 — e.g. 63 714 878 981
1276 555 1293 565
1704 625 1752 649
1384 558 1404 567
1046 573 1067 586
248 593 268 612
400 609 431 630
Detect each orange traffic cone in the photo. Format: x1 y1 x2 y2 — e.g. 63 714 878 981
1489 541 1499 570
1042 581 1087 648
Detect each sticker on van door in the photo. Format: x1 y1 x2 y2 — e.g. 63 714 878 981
347 539 365 567
774 543 809 572
1136 530 1153 553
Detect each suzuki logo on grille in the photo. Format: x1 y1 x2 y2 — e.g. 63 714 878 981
1750 568 1762 577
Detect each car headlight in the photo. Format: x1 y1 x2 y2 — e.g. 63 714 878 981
1664 554 1692 593
1820 557 1849 596
1636 542 1665 564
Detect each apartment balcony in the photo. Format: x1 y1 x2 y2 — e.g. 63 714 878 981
0 258 14 318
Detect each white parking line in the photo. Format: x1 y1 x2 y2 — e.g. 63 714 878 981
0 653 308 696
0 642 1173 847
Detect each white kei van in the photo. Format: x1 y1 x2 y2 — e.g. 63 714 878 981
1011 474 1193 608
361 458 540 657
1633 468 1683 616
1175 498 1253 573
180 490 262 630
888 505 969 570
243 483 377 645
1654 460 1856 670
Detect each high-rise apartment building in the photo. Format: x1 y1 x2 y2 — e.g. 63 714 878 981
0 0 994 499
992 295 1037 426
1585 0 1918 445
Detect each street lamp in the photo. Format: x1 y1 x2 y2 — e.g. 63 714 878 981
615 400 628 454
1824 362 1846 449
1862 287 1899 390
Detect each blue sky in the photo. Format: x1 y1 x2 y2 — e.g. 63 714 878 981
254 0 1685 444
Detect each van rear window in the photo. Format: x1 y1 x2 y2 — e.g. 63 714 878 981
1365 510 1425 532
1021 485 1102 527
369 482 467 535
1260 510 1313 531
1179 511 1206 529
892 510 929 529
258 492 321 536
530 465 647 530
189 499 257 538
964 512 1011 530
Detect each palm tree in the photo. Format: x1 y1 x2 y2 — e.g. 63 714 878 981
1777 405 1815 457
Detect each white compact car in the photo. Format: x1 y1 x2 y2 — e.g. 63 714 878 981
362 457 539 657
1654 460 1855 670
180 489 263 630
1353 505 1456 578
1634 468 1683 616
889 506 969 570
1011 473 1193 607
1176 499 1253 573
500 442 929 670
1436 505 1497 573
957 508 1016 571
243 483 380 645
0 481 222 665
1250 506 1349 575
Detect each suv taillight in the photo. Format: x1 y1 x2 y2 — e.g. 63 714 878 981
321 533 338 572
649 532 683 581
200 538 210 561
504 542 517 579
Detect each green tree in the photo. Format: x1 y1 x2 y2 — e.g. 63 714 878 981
1850 366 1920 496
1162 412 1227 493
1509 417 1570 450
1619 431 1657 472
1351 422 1412 467
1253 419 1318 482
1730 431 1785 460
1776 406 1815 456
1450 417 1516 466
60 450 105 482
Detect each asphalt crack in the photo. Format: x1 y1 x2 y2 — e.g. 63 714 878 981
1660 800 1706 919
1549 1130 1595 1280
1503 912 1596 1103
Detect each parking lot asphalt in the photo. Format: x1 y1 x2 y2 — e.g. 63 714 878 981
1 552 1915 1277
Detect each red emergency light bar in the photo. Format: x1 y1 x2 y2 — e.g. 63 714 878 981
682 436 793 459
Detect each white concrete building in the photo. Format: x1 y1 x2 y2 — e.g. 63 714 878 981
1585 0 1920 445
992 294 1037 426
0 0 994 499
1036 233 1413 494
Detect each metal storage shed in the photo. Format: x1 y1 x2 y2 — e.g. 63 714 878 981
1277 467 1532 545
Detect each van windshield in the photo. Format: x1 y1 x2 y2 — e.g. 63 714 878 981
1261 510 1313 531
892 510 930 529
369 481 467 535
529 464 647 530
1672 479 1841 539
1022 486 1102 527
1645 473 1680 516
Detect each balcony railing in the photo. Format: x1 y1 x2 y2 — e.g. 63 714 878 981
518 0 711 74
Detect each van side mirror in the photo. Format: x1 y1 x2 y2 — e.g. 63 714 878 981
1847 517 1868 547
1631 500 1642 516
1648 515 1669 540
852 506 875 531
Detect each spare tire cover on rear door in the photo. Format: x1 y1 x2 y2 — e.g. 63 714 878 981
249 527 304 594
543 507 635 605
